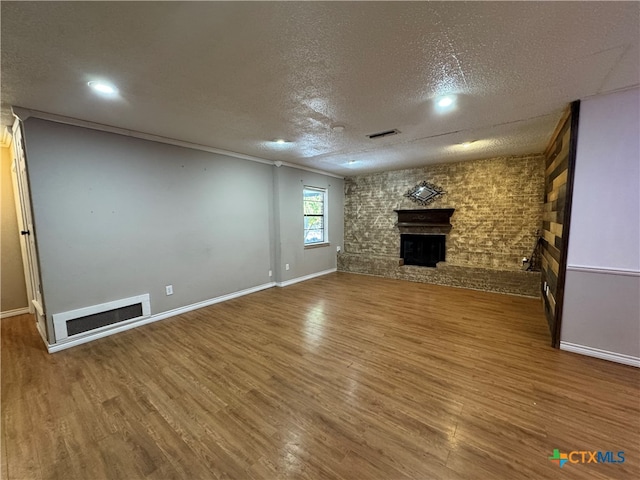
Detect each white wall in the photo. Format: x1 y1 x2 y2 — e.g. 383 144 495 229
22 118 344 345
561 87 640 363
566 88 640 271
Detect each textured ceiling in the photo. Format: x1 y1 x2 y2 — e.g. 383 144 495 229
1 2 638 175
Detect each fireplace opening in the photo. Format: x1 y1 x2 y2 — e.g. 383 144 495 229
400 234 446 267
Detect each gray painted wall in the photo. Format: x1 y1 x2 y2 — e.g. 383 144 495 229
274 166 344 283
562 87 640 360
23 118 343 345
563 270 639 357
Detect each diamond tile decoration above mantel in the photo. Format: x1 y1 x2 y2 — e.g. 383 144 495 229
404 181 445 205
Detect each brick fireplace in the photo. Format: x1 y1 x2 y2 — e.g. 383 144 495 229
394 209 455 267
337 155 544 297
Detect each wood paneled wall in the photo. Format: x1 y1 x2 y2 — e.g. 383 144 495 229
541 102 579 347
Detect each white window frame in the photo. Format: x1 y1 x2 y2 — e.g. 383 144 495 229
303 186 329 247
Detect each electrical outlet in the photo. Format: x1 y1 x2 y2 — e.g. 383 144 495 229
165 285 173 296
285 264 290 271
268 270 272 277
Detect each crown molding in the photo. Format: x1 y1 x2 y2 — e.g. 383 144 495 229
277 160 344 179
10 107 343 179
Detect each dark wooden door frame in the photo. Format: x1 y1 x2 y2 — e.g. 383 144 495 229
551 100 580 348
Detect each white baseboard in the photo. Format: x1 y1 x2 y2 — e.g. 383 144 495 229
48 282 276 353
150 282 275 323
560 341 640 368
276 268 336 287
0 307 31 319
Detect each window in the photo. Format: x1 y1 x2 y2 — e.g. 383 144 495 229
303 187 327 245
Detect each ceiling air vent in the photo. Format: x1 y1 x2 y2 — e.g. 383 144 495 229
367 129 400 139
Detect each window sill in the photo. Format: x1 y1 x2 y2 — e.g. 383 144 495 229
304 242 331 250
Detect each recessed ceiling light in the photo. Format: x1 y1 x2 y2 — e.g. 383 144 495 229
461 141 474 148
436 96 455 108
331 124 346 132
88 81 118 95
273 138 288 144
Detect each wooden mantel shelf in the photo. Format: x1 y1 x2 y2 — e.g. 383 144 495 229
394 209 455 228
396 222 452 227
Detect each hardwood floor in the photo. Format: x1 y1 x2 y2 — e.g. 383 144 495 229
2 272 639 479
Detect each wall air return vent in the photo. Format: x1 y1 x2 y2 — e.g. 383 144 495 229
367 129 400 139
52 294 150 342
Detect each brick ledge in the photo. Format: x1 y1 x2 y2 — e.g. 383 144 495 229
337 253 540 298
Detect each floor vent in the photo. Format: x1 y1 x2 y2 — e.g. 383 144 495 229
53 294 150 342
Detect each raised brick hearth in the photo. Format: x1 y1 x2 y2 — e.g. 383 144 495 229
338 253 540 297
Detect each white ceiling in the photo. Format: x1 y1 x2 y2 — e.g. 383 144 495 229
1 2 638 176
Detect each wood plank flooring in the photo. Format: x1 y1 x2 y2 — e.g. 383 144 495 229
2 272 639 479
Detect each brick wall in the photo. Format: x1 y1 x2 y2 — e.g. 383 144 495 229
343 154 545 267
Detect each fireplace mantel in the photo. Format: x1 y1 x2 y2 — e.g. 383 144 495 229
394 209 455 228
